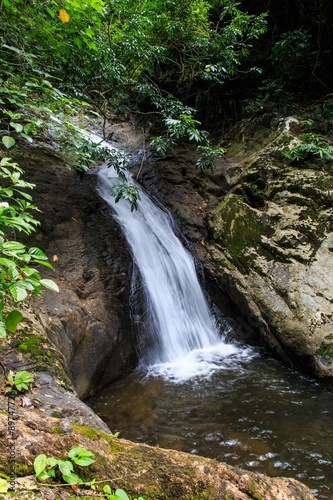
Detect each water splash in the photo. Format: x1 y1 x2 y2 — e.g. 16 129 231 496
97 166 242 381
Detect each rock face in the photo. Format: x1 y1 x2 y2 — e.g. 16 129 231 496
12 146 136 399
139 105 333 383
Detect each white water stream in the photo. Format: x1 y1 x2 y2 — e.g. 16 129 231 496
97 166 249 382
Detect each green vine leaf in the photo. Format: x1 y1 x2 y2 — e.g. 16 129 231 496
2 136 16 149
5 309 24 333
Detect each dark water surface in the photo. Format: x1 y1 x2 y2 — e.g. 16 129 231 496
88 349 333 499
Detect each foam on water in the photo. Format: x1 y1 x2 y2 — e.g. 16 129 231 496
145 343 256 383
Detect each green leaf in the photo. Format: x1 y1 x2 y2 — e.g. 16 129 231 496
40 279 59 292
0 321 6 339
46 7 55 18
10 122 24 133
36 470 51 482
74 38 83 49
0 478 8 493
2 136 16 149
85 27 94 39
114 489 131 500
0 257 17 268
62 473 82 485
34 454 47 477
9 284 28 302
15 370 34 384
68 447 94 458
3 241 26 252
20 134 34 143
68 447 95 466
15 381 28 391
58 460 74 476
24 123 34 134
72 456 95 466
33 259 54 270
28 247 48 260
5 310 24 333
46 457 59 467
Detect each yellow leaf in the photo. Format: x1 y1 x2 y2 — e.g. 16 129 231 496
59 8 70 23
52 255 59 262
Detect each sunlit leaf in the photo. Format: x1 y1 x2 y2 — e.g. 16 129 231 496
114 489 131 500
40 279 59 292
2 136 15 149
34 454 47 477
5 310 24 333
10 122 23 132
9 284 28 302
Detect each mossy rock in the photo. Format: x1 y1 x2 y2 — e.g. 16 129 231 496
208 194 274 273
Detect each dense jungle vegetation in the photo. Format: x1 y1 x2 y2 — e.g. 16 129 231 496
0 0 332 341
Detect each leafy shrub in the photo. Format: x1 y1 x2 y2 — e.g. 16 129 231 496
5 369 34 393
282 133 333 163
0 158 58 339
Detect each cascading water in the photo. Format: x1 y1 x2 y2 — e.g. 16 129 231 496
97 166 246 381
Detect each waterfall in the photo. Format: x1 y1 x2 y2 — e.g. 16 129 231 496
97 166 241 381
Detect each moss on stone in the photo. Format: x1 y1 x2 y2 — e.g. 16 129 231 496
247 478 263 500
71 423 100 440
15 463 33 477
17 331 71 386
71 423 123 454
316 342 333 358
210 195 274 273
51 425 65 435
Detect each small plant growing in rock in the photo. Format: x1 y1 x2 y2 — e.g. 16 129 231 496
282 133 333 163
5 369 34 394
103 485 145 500
34 447 95 486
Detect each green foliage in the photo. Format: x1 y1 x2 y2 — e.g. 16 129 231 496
196 145 226 172
282 133 333 163
33 447 144 499
5 369 34 393
112 185 141 212
257 29 314 101
1 0 267 174
34 447 95 485
0 158 58 339
103 485 145 500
